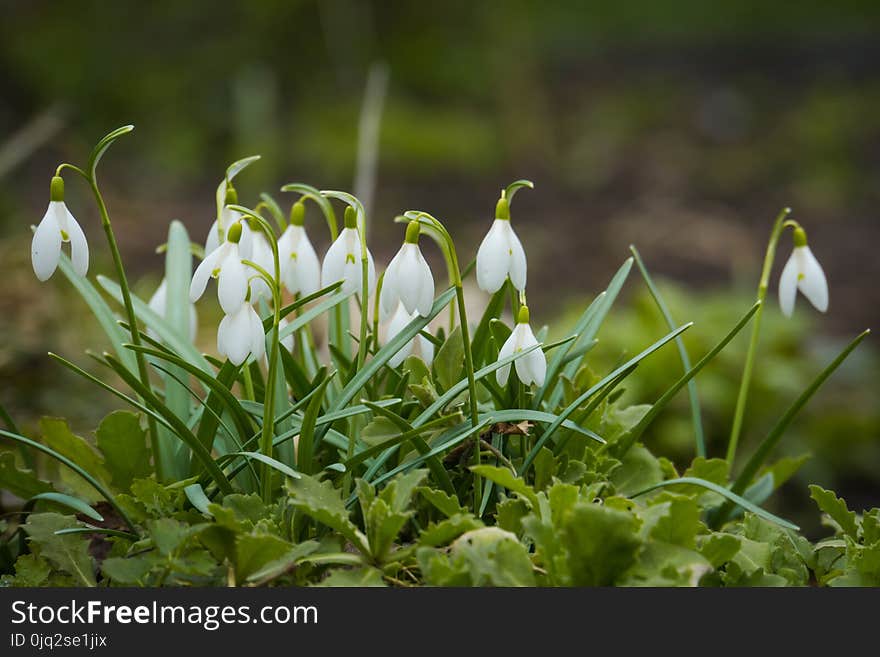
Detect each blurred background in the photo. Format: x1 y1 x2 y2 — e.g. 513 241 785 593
1 0 878 534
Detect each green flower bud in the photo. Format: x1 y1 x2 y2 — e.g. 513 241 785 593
224 184 238 207
496 196 510 221
344 205 357 229
227 221 243 244
517 305 530 324
405 220 420 244
290 201 306 227
793 226 808 248
50 176 65 202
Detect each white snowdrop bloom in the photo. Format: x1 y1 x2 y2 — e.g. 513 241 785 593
248 230 276 301
147 278 198 341
496 306 546 387
320 209 376 297
205 187 253 260
385 302 434 368
31 176 89 281
217 301 265 366
380 221 435 320
189 222 249 314
278 202 321 297
778 227 829 318
475 197 526 294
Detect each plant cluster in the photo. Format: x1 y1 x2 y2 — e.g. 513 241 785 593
0 127 873 587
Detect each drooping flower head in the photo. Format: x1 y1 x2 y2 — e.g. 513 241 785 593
205 184 253 260
190 220 249 314
248 229 275 302
385 301 434 368
496 305 546 387
476 195 527 294
321 206 376 296
278 201 321 297
31 176 90 281
778 226 829 318
380 220 435 320
217 300 266 366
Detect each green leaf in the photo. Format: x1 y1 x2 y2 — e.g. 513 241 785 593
147 517 190 556
245 541 320 585
102 555 155 584
234 533 296 583
630 245 705 457
448 527 536 586
419 514 484 547
39 417 111 502
634 477 798 530
0 451 52 500
809 485 859 539
418 487 466 518
611 444 663 497
88 124 134 179
470 465 538 508
318 567 386 587
217 155 261 217
25 513 96 587
95 411 151 489
8 554 51 587
27 492 103 522
360 416 400 448
623 541 712 586
700 533 742 568
434 325 464 392
560 503 642 586
286 474 368 553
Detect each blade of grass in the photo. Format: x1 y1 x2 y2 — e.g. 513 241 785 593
630 245 705 457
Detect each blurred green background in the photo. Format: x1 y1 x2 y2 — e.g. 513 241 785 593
1 0 878 534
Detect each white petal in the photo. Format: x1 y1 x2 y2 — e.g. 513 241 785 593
190 244 225 302
416 332 435 365
321 231 350 290
205 219 221 256
366 248 377 296
248 232 274 301
279 317 295 352
31 203 63 281
414 248 435 317
795 246 829 313
506 224 527 292
778 250 799 318
237 221 254 262
218 305 251 365
476 220 511 293
217 247 248 314
249 305 266 361
515 325 545 387
64 210 89 277
396 244 435 317
496 328 517 386
296 232 322 297
387 304 415 368
379 248 404 319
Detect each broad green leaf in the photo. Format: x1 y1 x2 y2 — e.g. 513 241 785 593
611 444 663 497
95 411 151 489
809 485 859 539
434 325 464 392
234 533 296 583
39 417 110 502
561 503 642 586
470 465 538 508
25 513 96 587
286 474 368 553
0 451 52 500
448 527 536 586
418 514 484 547
318 567 386 587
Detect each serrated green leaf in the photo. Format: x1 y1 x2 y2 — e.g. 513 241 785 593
809 485 859 539
95 411 151 490
0 451 52 500
25 513 95 587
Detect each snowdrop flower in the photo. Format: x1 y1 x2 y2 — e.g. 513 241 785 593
386 302 434 368
496 306 546 387
778 227 829 318
248 230 276 301
380 221 435 320
321 206 376 296
217 301 265 366
190 221 249 314
148 278 198 341
205 186 253 260
476 196 526 294
31 176 89 281
278 201 321 297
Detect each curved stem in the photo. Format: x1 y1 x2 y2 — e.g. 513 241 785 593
230 205 283 502
408 211 482 509
726 207 791 467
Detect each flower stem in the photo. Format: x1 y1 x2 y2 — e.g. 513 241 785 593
88 178 164 481
726 207 791 467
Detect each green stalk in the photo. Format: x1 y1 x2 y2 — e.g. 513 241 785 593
230 206 283 503
405 211 481 510
726 207 791 467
